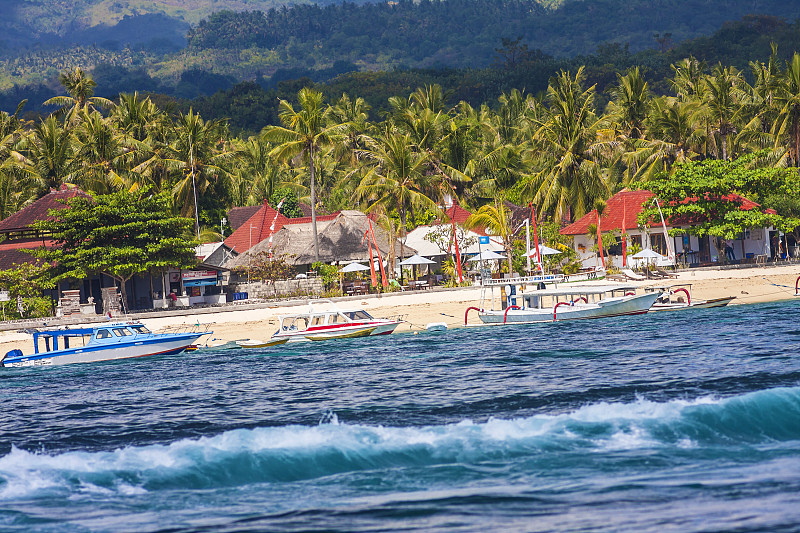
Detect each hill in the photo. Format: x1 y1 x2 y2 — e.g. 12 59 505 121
1 0 800 118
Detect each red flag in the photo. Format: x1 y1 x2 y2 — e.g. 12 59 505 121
363 230 378 287
368 218 388 288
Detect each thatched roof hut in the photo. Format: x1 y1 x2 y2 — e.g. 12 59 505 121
224 210 415 268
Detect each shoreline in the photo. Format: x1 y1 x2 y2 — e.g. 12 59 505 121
1 264 798 353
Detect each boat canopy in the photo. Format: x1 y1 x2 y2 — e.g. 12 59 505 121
33 327 94 353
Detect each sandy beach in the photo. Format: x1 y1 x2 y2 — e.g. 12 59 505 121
2 264 798 353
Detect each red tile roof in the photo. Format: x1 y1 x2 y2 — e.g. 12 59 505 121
441 204 490 236
561 190 654 235
560 189 771 235
223 200 340 253
226 205 261 231
0 238 53 269
0 186 91 234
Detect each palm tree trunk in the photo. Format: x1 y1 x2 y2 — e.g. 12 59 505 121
309 142 320 262
400 208 407 284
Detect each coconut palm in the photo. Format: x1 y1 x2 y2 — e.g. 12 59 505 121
356 129 438 264
262 88 346 261
0 103 31 219
465 198 515 273
524 67 609 221
43 67 113 124
701 66 746 160
773 52 800 167
72 109 128 194
19 116 79 196
167 110 235 234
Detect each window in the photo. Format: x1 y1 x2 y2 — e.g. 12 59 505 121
130 325 151 335
650 233 667 256
113 328 132 337
96 329 112 339
630 235 642 248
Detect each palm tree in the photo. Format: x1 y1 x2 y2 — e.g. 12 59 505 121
19 116 79 196
72 109 127 194
0 103 31 219
356 129 438 265
701 66 746 160
44 68 113 124
330 93 371 167
774 52 800 166
465 198 515 273
167 110 234 234
232 137 294 205
633 97 702 180
262 88 346 261
524 68 609 221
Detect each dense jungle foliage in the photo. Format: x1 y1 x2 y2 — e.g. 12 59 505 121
3 42 800 250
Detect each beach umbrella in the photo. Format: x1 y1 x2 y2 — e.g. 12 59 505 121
528 244 560 257
399 254 436 265
631 249 663 259
340 262 370 273
468 250 506 262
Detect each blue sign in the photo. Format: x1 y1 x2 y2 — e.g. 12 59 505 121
479 236 490 244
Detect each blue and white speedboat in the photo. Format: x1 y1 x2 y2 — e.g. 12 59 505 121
1 322 211 368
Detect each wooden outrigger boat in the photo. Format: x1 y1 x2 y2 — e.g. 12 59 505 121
465 280 661 325
645 284 736 311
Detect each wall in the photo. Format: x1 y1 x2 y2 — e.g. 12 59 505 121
231 278 324 300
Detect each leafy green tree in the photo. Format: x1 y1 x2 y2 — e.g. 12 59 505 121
0 263 56 319
32 188 199 311
638 158 799 262
270 188 303 218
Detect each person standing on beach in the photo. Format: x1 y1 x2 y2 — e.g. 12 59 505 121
724 239 735 262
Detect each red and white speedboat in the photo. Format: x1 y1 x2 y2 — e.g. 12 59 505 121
271 301 403 342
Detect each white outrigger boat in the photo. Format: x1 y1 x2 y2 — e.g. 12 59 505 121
465 279 661 325
1 321 210 368
645 284 736 311
271 300 403 342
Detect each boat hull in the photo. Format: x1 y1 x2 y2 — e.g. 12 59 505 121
649 296 736 311
3 333 204 368
479 292 660 324
305 326 377 341
273 320 401 342
236 338 290 348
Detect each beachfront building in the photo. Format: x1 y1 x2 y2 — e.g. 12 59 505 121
560 189 778 270
0 186 231 314
223 210 412 296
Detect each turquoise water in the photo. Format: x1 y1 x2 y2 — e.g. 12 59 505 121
1 300 800 532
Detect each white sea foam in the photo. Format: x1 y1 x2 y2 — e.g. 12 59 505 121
1 388 795 501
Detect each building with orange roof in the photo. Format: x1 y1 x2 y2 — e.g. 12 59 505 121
560 189 778 269
224 200 340 255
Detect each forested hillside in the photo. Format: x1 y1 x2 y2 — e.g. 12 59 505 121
1 0 800 118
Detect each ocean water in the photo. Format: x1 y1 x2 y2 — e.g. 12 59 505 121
1 300 800 532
